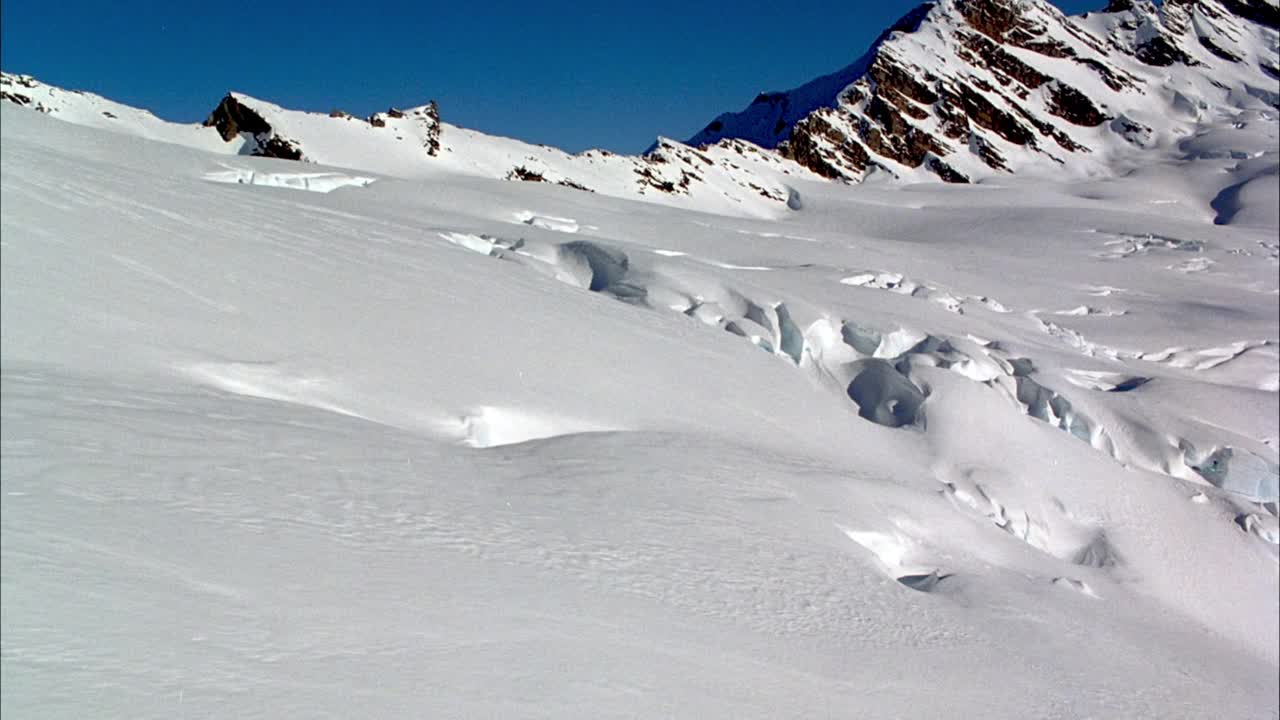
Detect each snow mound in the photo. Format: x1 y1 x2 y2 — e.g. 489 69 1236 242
452 406 618 448
514 210 581 233
203 166 375 193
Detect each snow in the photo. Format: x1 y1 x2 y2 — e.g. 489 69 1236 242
2 64 1279 719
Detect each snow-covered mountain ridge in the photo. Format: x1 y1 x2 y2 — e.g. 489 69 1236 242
691 0 1279 182
0 72 804 218
3 0 1277 206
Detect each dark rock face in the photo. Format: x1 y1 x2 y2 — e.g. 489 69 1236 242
957 0 1074 57
1135 35 1194 66
1222 0 1280 28
926 156 970 183
972 134 1009 169
634 166 677 193
783 113 870 179
1 90 32 106
202 94 304 161
507 166 546 182
254 136 304 161
1198 34 1244 62
958 32 1051 90
1047 84 1109 126
1071 57 1138 92
556 178 594 192
203 94 272 142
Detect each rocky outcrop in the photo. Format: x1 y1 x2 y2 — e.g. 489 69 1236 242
421 100 441 156
689 0 1280 183
204 94 271 141
1 74 41 111
366 102 440 157
1222 0 1280 27
203 93 442 164
203 94 303 161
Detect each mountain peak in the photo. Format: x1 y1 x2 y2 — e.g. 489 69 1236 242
690 0 1279 183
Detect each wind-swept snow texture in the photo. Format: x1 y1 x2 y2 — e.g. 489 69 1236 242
2 17 1279 720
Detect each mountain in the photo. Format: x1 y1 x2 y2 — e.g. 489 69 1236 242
689 0 1280 182
0 73 805 218
2 2 1278 716
3 0 1276 200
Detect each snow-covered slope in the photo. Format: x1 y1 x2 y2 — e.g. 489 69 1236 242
2 69 1278 717
689 0 1280 182
0 72 805 218
0 73 243 154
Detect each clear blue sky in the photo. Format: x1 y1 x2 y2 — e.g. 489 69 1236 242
2 0 1100 153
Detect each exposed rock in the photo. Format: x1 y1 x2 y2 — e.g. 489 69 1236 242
869 59 940 104
0 72 40 107
420 100 441 157
948 81 1036 146
507 166 546 182
958 31 1051 90
635 166 678 193
927 156 970 183
1135 35 1194 66
957 0 1075 57
504 167 595 194
1047 83 1109 126
556 178 594 192
1198 35 1243 62
203 94 272 142
972 134 1009 170
203 94 304 161
255 136 304 161
1072 57 1139 92
1222 0 1280 28
1110 114 1154 145
781 113 868 180
864 100 949 166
